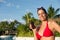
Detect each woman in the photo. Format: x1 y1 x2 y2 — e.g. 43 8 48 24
29 7 60 40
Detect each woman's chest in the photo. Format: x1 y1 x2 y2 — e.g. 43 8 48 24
37 23 54 36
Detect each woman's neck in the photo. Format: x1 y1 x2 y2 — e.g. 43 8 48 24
42 20 48 24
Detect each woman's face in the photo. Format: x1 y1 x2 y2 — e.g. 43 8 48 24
37 10 47 21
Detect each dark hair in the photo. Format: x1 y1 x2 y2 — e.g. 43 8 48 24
37 7 47 14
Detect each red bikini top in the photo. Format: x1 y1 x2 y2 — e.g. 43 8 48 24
36 21 54 39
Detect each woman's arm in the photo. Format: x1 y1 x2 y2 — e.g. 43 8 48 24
52 21 60 33
29 24 38 40
32 29 38 40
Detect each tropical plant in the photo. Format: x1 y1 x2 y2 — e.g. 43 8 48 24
47 5 60 19
22 12 33 25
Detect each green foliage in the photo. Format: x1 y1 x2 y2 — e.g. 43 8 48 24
55 31 60 37
47 5 60 18
0 21 9 31
16 24 33 37
0 20 20 35
54 21 60 37
22 12 33 25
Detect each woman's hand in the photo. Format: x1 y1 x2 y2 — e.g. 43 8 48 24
29 21 36 31
29 22 38 40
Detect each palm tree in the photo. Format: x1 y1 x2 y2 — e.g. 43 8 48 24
22 12 33 25
22 12 41 27
54 14 60 18
47 5 60 19
0 21 9 31
0 21 9 35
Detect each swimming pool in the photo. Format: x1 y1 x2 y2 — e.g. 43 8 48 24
0 35 15 40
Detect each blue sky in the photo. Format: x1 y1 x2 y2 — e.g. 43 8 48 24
0 0 60 23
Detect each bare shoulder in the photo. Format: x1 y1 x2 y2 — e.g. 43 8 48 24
48 19 57 31
48 19 56 28
48 19 56 24
48 18 59 27
48 19 60 33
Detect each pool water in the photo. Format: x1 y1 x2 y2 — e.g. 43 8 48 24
0 35 15 40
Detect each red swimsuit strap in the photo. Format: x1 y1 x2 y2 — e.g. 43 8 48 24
43 21 54 36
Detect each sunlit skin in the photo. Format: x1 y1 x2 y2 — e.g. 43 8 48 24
29 9 60 40
38 10 47 21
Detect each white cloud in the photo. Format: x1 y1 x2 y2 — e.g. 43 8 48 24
0 0 6 3
0 0 4 2
9 19 14 22
4 1 20 9
25 9 31 13
2 19 7 21
16 5 20 9
26 9 30 12
6 3 20 9
1 19 15 22
6 3 14 7
0 0 20 9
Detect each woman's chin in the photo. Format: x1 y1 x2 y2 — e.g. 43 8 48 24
40 19 46 21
